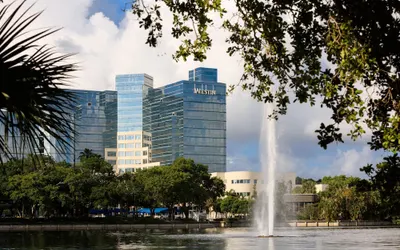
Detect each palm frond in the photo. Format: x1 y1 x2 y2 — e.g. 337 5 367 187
0 0 78 164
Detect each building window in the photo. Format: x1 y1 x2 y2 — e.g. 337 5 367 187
118 135 125 140
135 135 141 140
126 143 135 148
126 151 134 156
135 151 141 156
143 159 147 164
135 160 141 164
236 192 251 197
143 151 148 156
107 151 116 157
118 144 125 148
126 135 134 140
135 143 141 148
118 152 125 157
107 160 116 165
232 179 251 184
254 179 258 184
118 160 125 165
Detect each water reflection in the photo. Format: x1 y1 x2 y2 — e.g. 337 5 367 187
0 228 399 249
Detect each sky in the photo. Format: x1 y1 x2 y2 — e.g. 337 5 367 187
3 0 387 179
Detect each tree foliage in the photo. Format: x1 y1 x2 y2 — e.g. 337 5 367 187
218 190 252 217
0 1 77 162
135 158 225 218
292 179 316 194
0 154 225 219
131 0 400 153
362 154 400 220
315 175 380 222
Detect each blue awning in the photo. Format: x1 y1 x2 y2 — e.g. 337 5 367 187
136 207 169 214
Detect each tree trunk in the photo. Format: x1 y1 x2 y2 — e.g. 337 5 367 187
21 203 25 218
168 206 175 221
182 203 189 219
132 206 136 220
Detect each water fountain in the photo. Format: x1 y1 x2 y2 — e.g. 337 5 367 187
254 102 277 237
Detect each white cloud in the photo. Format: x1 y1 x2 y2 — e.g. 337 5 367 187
2 0 384 178
330 146 375 177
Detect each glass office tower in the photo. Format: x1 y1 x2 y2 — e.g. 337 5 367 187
1 90 118 163
147 67 227 173
114 74 159 173
116 74 153 132
2 68 226 173
67 90 117 163
0 114 47 161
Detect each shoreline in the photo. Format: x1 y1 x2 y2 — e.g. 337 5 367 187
0 223 220 232
222 220 396 228
0 221 397 232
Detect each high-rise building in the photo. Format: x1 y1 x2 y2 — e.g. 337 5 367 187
112 74 160 174
0 114 47 161
52 89 118 163
146 67 227 172
1 89 118 164
2 68 226 173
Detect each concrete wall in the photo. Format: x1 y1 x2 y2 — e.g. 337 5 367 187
211 171 297 197
285 221 392 227
0 223 219 232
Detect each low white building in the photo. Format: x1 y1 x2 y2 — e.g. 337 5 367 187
211 171 296 197
315 183 329 193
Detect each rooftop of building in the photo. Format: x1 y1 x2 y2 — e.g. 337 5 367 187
66 88 116 93
115 73 154 80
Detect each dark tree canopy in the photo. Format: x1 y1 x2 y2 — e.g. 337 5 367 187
131 0 400 153
362 154 400 219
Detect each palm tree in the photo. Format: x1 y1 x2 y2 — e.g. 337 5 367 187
0 1 77 162
79 148 96 160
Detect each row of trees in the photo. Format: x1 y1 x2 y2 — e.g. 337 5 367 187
294 154 400 223
213 191 253 219
1 150 399 223
0 151 225 219
295 176 381 222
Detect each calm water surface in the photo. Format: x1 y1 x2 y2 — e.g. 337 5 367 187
0 227 399 249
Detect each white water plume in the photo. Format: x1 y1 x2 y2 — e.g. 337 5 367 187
254 102 277 236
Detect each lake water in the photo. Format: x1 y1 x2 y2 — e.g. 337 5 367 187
0 227 399 249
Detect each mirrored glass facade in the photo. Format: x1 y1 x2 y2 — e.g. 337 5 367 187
0 114 49 160
146 68 227 172
3 68 225 173
114 74 156 172
70 90 117 162
1 90 118 163
116 74 153 132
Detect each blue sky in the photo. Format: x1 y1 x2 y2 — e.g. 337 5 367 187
87 0 126 24
25 0 385 179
